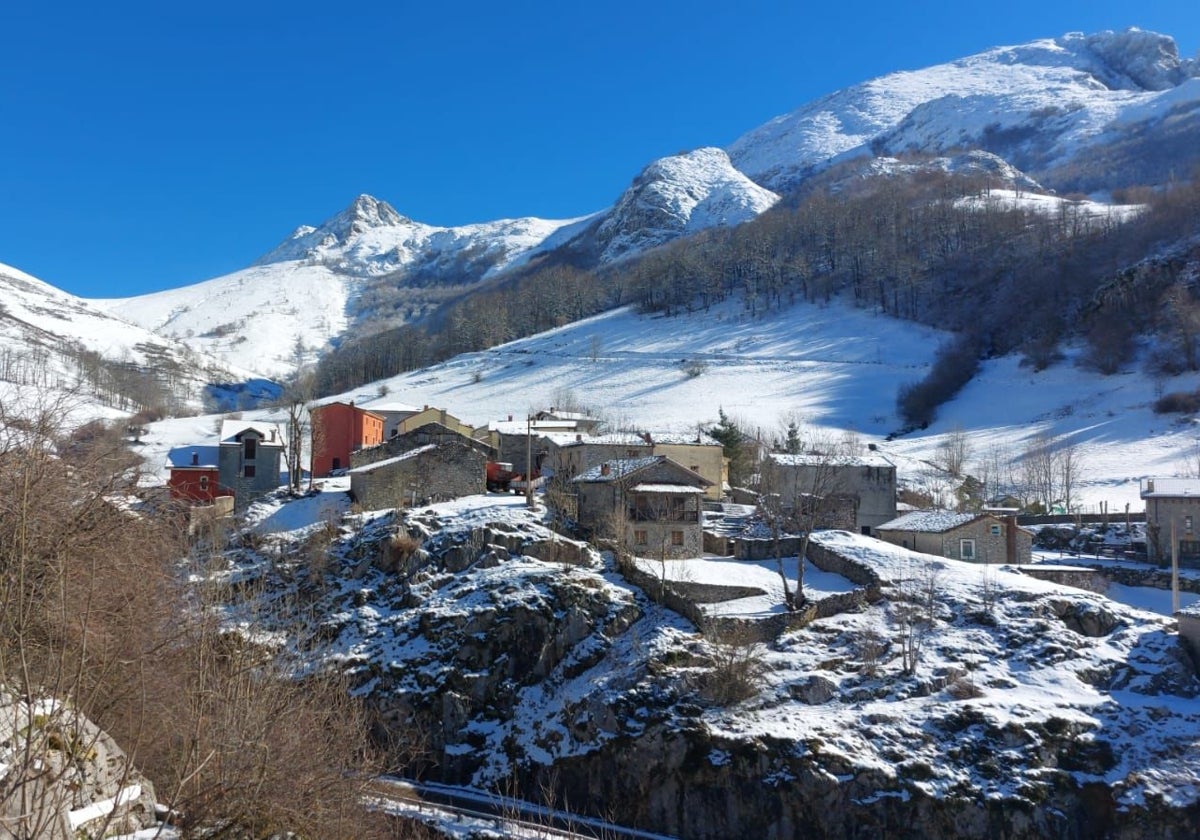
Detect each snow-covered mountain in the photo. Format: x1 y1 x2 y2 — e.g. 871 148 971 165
0 261 263 414
728 29 1200 193
97 196 595 379
58 27 1200 388
255 194 590 280
587 147 780 262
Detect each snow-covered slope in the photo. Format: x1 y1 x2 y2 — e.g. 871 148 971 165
0 261 257 413
729 29 1200 192
99 261 357 380
301 297 1200 512
589 147 780 261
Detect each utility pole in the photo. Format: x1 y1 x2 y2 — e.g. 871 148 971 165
526 414 534 509
1172 520 1180 615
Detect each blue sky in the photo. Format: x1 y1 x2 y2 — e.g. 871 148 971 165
1 1 1196 298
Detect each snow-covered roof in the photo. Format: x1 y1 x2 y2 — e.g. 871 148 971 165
219 419 284 446
348 444 438 474
561 432 652 448
488 419 581 436
361 400 422 415
645 431 721 447
629 483 706 494
310 400 385 419
877 510 983 533
768 451 894 468
1178 601 1200 619
1141 478 1200 498
573 455 664 482
167 445 219 469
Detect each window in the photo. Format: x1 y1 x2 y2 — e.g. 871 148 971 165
634 530 648 546
244 438 257 459
199 476 209 491
671 530 684 546
960 539 976 561
243 465 256 478
990 524 1001 536
1187 516 1194 533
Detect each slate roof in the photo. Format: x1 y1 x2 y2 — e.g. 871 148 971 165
1141 478 1200 498
877 510 983 533
573 455 664 482
768 451 894 468
348 444 438 474
167 445 220 469
218 420 285 446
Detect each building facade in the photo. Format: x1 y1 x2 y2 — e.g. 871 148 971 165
311 401 385 476
572 456 711 559
876 510 1031 564
763 452 898 536
217 421 285 511
1141 478 1200 567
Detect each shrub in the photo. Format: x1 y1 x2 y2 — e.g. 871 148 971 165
700 627 767 705
1153 389 1200 414
897 335 981 428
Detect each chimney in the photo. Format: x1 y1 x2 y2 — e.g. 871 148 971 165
508 415 513 422
191 451 199 466
1006 515 1018 564
576 434 582 442
600 463 611 477
641 432 652 444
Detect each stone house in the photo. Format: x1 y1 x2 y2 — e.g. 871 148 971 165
551 431 725 500
352 421 494 470
1141 477 1200 567
310 401 385 476
572 456 712 559
875 510 1031 564
349 436 487 511
762 451 897 536
217 420 285 511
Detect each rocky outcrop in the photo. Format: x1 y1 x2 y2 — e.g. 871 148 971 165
0 696 158 839
527 722 1200 840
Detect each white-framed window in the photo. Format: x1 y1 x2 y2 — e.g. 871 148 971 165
199 476 209 491
960 539 976 561
990 524 1001 536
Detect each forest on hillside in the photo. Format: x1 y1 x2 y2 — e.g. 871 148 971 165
313 165 1200 427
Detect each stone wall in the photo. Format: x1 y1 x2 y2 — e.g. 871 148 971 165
1017 566 1108 593
805 539 883 592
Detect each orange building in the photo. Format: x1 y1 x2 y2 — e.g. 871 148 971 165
311 401 385 476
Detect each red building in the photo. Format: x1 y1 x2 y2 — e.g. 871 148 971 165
311 401 385 476
167 446 230 503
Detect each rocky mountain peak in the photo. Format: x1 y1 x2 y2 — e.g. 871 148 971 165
593 147 779 262
1071 28 1197 92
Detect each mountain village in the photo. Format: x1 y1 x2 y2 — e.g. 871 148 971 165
3 23 1200 840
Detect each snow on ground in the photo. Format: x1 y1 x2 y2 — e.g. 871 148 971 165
97 261 356 381
710 530 1200 808
632 554 855 617
956 188 1145 223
